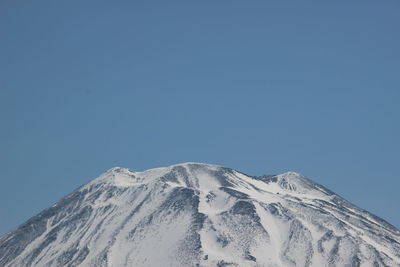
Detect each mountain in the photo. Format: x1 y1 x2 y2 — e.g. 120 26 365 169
0 163 399 267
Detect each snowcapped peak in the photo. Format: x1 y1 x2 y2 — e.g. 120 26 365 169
105 166 135 174
279 171 303 178
86 162 228 189
1 163 399 267
92 164 321 196
273 171 327 195
169 162 222 168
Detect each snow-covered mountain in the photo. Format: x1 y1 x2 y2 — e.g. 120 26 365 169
1 163 399 267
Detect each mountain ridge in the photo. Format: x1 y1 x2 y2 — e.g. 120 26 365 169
1 162 399 266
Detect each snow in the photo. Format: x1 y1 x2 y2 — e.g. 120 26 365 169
1 162 399 267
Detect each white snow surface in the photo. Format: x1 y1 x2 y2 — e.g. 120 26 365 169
0 162 399 267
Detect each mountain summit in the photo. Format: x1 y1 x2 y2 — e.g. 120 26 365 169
1 163 399 266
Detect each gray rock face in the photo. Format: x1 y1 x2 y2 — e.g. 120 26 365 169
0 163 399 266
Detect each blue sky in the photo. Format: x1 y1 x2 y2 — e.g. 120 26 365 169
1 1 399 234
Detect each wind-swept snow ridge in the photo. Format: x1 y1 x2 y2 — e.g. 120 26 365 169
1 162 399 267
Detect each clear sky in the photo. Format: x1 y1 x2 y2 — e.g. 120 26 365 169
1 1 399 234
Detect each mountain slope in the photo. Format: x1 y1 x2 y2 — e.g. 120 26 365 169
1 163 399 267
